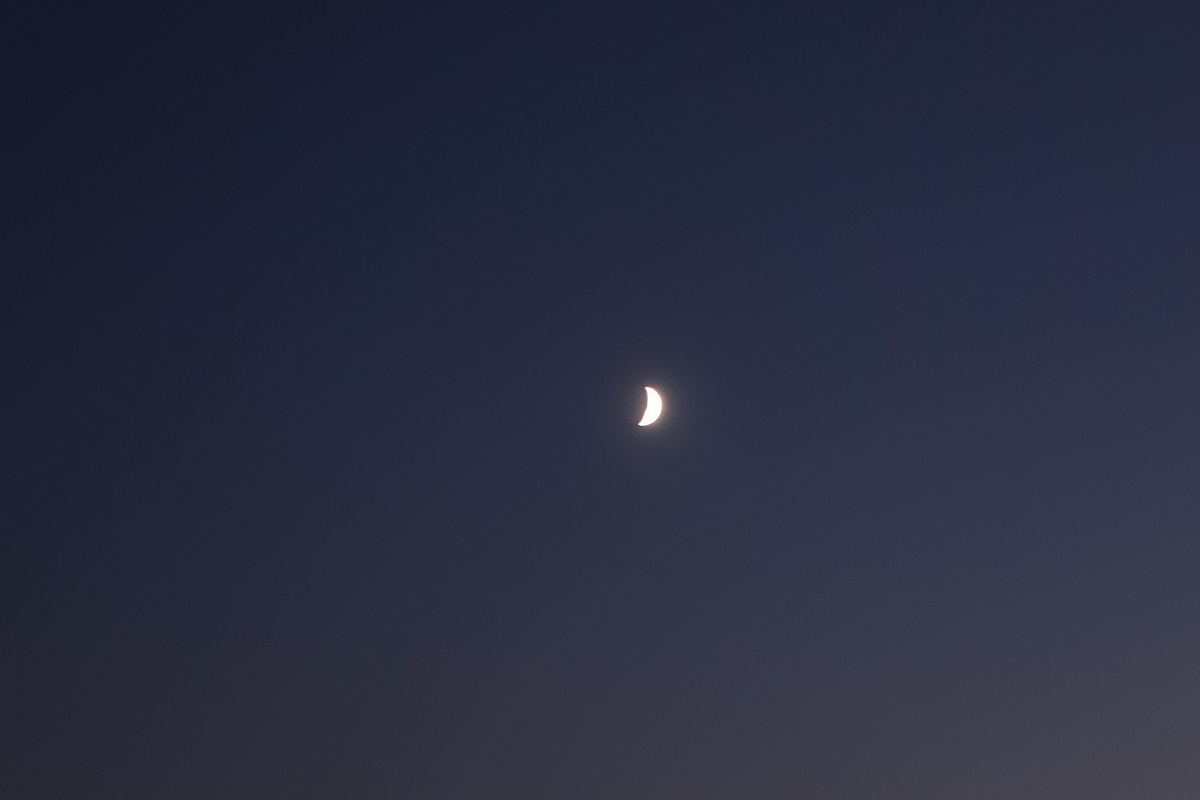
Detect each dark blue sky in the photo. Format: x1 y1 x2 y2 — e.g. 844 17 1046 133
8 2 1200 797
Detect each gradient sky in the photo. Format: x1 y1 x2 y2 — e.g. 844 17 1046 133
8 2 1200 798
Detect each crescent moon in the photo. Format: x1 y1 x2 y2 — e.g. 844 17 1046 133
638 387 663 426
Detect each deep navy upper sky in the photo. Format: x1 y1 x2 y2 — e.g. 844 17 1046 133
7 2 1200 798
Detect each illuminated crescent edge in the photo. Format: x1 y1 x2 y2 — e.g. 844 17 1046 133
638 387 663 426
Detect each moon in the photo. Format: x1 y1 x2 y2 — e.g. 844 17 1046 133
638 387 663 426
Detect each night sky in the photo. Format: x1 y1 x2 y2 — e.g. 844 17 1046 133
8 3 1200 797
